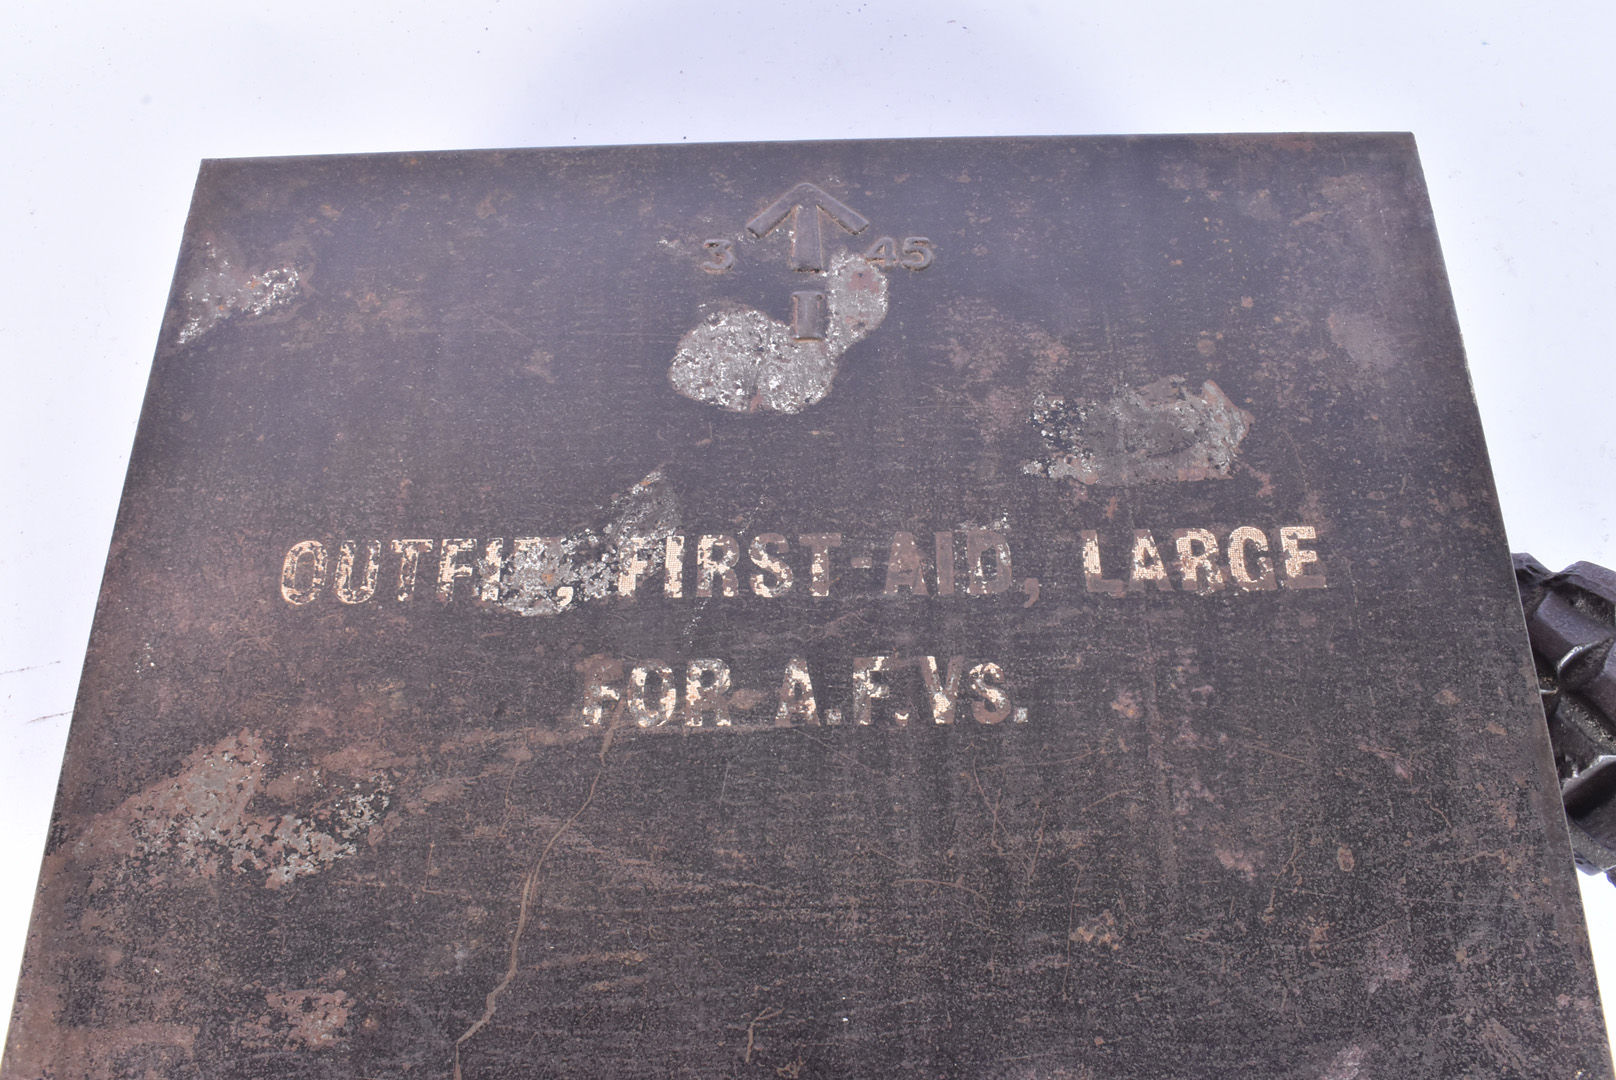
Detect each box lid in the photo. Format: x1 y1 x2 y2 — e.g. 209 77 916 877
5 134 1606 1079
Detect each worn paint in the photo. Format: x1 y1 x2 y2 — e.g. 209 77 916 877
775 657 818 725
667 251 888 413
1022 377 1253 485
72 731 390 890
497 471 680 616
174 238 300 346
1227 525 1278 590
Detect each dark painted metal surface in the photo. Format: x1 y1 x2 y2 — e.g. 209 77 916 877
4 135 1608 1079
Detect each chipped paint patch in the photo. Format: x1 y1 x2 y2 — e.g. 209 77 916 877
668 251 887 413
175 238 301 346
497 470 680 616
1364 926 1413 994
1320 1046 1365 1080
1327 309 1399 371
1213 846 1258 880
937 300 1081 442
1068 909 1121 950
74 730 390 889
1022 377 1252 485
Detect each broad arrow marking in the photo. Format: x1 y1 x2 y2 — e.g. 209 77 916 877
747 182 871 272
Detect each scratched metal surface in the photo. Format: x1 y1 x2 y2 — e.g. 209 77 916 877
3 135 1607 1079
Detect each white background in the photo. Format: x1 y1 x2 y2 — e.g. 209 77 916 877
3 0 1614 1060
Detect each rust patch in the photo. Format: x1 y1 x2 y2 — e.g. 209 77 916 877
236 987 352 1050
1022 377 1252 485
